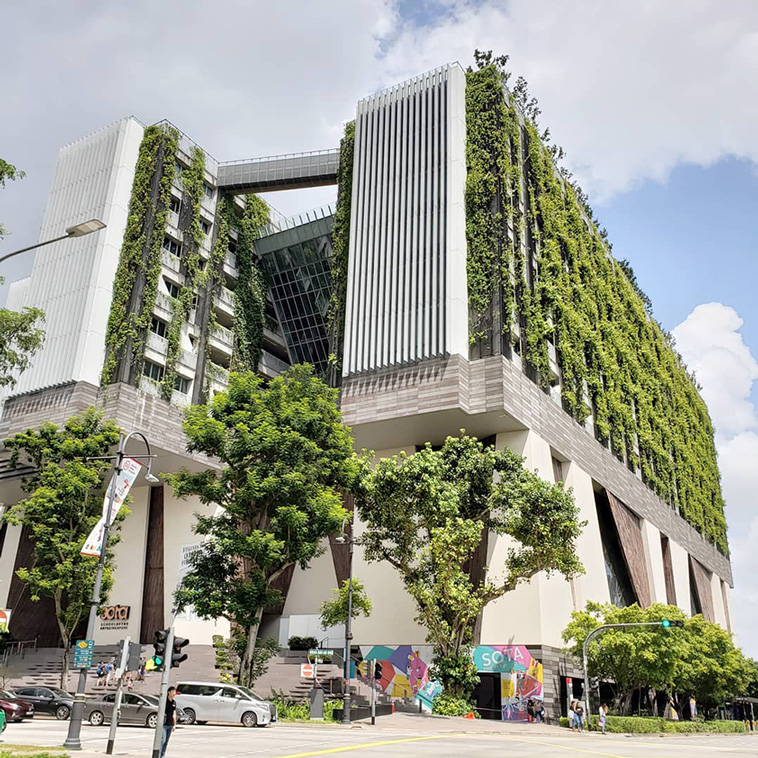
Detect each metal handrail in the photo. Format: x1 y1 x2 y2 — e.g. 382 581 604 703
219 148 339 167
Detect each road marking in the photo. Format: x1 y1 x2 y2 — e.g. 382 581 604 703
271 733 468 757
495 734 626 758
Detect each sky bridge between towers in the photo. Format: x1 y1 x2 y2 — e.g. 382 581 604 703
217 148 340 193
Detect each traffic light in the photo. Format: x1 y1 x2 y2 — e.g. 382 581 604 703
373 661 383 681
171 636 189 668
152 629 168 670
661 619 684 628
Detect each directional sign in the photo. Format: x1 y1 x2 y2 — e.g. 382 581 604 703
308 649 334 656
73 639 95 669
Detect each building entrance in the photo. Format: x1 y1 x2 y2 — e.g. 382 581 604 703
473 672 502 720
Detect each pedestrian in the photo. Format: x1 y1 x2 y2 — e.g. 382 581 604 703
574 702 584 732
527 698 535 723
96 662 106 687
570 700 579 732
599 704 608 734
138 661 146 683
160 686 177 758
689 697 697 720
126 672 134 692
535 700 545 723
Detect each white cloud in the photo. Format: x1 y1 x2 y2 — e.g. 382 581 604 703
673 303 758 658
378 0 758 201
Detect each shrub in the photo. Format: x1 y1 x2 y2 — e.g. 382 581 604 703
559 715 747 734
432 694 479 717
288 636 319 651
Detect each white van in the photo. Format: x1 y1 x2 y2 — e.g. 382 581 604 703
175 682 274 727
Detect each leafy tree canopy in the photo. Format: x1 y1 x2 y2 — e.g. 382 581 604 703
319 577 372 629
357 433 584 697
3 408 122 685
166 366 360 685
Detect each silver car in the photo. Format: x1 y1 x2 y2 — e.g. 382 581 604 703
84 692 162 728
175 682 273 727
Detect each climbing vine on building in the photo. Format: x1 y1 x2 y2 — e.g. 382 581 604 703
231 195 269 372
326 120 355 383
464 56 727 552
101 125 178 385
161 146 206 400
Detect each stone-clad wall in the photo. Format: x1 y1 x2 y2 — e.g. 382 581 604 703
341 353 732 585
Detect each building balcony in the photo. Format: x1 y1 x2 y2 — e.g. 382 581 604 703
162 250 181 273
154 292 174 318
146 332 168 357
210 324 234 353
259 349 290 379
139 376 161 397
223 252 237 279
214 286 235 317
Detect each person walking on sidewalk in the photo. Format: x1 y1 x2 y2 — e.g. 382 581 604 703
160 687 178 758
599 704 608 734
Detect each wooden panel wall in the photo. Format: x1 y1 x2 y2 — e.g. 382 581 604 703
607 491 652 608
140 486 165 642
689 556 715 622
660 535 677 606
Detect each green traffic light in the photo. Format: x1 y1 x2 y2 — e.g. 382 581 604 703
662 619 671 628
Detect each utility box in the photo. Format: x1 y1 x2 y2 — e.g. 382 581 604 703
309 685 324 720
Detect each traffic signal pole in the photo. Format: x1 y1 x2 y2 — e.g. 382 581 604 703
106 637 130 755
581 621 683 724
151 627 174 758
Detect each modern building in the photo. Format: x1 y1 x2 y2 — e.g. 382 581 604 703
0 61 732 718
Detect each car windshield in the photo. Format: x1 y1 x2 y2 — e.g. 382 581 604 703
0 691 15 699
236 686 263 701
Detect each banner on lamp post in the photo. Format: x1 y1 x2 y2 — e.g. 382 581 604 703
81 457 143 557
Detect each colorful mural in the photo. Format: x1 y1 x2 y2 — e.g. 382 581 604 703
358 644 543 721
359 645 433 698
474 645 544 720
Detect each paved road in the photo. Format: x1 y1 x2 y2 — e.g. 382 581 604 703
4 716 757 757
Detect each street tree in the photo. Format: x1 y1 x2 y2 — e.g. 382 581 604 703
319 578 372 628
563 602 687 714
674 615 751 715
3 408 122 684
167 366 359 686
356 433 584 699
0 160 44 388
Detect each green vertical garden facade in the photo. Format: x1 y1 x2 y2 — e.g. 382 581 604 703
464 62 727 552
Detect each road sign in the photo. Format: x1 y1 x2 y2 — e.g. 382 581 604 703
308 649 333 656
301 663 315 679
73 640 95 669
0 609 11 634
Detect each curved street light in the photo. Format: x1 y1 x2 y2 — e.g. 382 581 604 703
0 219 106 264
64 430 157 750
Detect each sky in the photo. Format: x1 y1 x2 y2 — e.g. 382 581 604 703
1 1 757 656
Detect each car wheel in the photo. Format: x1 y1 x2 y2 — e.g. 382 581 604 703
241 711 258 728
146 713 158 729
56 705 71 720
182 708 196 725
89 710 105 726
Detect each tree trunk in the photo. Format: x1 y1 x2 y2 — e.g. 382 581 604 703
239 608 264 687
60 635 71 689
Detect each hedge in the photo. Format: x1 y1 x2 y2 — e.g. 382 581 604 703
559 715 747 734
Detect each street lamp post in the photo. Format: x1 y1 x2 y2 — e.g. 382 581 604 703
0 219 106 264
63 431 158 751
335 511 355 725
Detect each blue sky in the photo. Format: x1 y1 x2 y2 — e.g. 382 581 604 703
1 0 756 655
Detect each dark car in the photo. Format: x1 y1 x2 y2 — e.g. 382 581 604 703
83 693 186 729
13 686 73 720
0 689 34 722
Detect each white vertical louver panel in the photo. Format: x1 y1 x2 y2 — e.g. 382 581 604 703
342 63 467 376
1 118 144 398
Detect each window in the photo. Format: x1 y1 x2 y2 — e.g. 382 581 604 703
174 162 183 176
201 220 211 236
203 183 215 200
551 457 564 483
143 361 164 382
164 279 180 299
150 318 167 339
174 375 190 395
221 688 245 700
163 237 180 256
169 196 181 214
